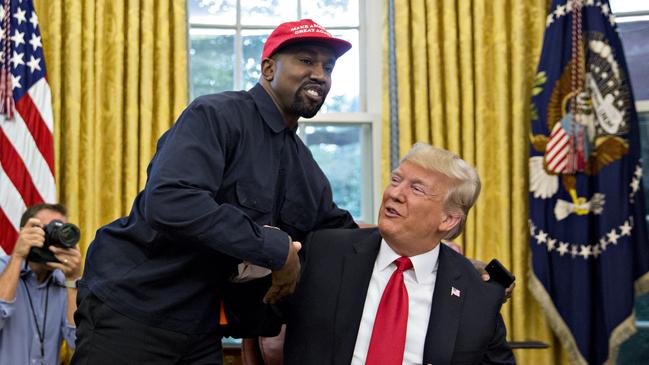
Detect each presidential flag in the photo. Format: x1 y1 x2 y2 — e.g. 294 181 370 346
528 0 649 364
0 0 55 255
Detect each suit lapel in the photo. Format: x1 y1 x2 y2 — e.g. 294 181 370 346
422 245 465 365
333 229 381 365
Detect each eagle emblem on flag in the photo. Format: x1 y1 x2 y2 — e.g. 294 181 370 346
529 31 634 221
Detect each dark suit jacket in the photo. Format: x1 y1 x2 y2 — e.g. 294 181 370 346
283 228 515 365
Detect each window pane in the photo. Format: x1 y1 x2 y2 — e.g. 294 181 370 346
321 30 360 113
187 0 236 25
241 30 269 91
301 125 364 219
189 29 235 98
617 21 649 100
241 0 298 26
301 0 359 27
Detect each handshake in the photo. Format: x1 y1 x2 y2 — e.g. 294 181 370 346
264 239 302 304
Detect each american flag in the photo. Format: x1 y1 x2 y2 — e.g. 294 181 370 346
545 122 570 174
450 286 460 298
0 0 54 255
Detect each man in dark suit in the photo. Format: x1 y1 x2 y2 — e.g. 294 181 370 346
283 143 515 365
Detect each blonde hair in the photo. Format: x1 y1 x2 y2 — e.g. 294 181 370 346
400 143 481 239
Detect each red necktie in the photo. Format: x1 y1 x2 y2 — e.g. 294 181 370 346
366 257 413 365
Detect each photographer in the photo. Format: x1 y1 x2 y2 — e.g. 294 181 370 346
0 203 82 365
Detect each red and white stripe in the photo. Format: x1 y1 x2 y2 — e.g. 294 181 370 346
0 77 55 255
545 122 570 174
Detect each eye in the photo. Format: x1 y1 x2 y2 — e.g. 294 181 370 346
300 58 313 65
324 64 334 74
390 175 401 185
411 184 427 196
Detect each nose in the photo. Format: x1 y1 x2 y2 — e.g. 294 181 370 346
310 63 327 81
387 182 406 202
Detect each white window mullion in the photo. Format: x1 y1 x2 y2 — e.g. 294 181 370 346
234 0 243 90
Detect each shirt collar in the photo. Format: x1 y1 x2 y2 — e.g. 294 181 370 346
249 83 295 134
376 239 440 284
19 260 66 287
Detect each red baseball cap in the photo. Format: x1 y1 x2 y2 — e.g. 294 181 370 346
261 19 352 60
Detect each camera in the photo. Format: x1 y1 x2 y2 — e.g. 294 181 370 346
27 220 80 263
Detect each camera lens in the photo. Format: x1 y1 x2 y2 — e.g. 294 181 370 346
57 224 80 247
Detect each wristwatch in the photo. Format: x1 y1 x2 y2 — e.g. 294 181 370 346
64 278 79 289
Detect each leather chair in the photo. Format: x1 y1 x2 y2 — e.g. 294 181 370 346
241 325 286 365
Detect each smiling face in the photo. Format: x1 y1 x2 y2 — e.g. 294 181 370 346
261 43 336 126
378 160 462 257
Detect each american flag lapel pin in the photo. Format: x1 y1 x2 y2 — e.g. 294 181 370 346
451 286 461 298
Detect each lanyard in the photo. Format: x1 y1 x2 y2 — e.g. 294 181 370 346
21 276 50 360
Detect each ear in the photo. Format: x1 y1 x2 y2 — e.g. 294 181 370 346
438 213 462 234
261 57 276 81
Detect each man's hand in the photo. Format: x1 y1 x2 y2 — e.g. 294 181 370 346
1 218 46 301
47 245 83 280
470 259 515 303
12 218 45 260
263 241 301 304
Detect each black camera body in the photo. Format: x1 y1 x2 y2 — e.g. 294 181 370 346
27 220 80 263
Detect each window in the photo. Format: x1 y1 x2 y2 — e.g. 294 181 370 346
610 1 649 363
298 116 375 220
187 0 382 224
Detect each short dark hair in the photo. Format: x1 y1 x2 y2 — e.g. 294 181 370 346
19 203 67 228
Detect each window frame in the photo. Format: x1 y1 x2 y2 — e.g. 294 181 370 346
637 101 649 112
299 0 383 223
298 113 381 224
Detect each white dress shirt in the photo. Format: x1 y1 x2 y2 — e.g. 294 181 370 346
351 239 440 365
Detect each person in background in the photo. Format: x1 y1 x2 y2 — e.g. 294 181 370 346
0 203 82 365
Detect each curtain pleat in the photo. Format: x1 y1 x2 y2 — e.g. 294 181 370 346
34 0 187 257
33 1 186 363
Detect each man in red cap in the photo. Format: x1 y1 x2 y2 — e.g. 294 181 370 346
72 19 357 365
258 19 351 127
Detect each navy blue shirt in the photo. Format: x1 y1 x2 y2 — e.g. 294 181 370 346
82 84 356 334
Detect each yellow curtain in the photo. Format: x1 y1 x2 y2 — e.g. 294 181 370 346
33 1 187 363
33 0 188 254
384 0 569 363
